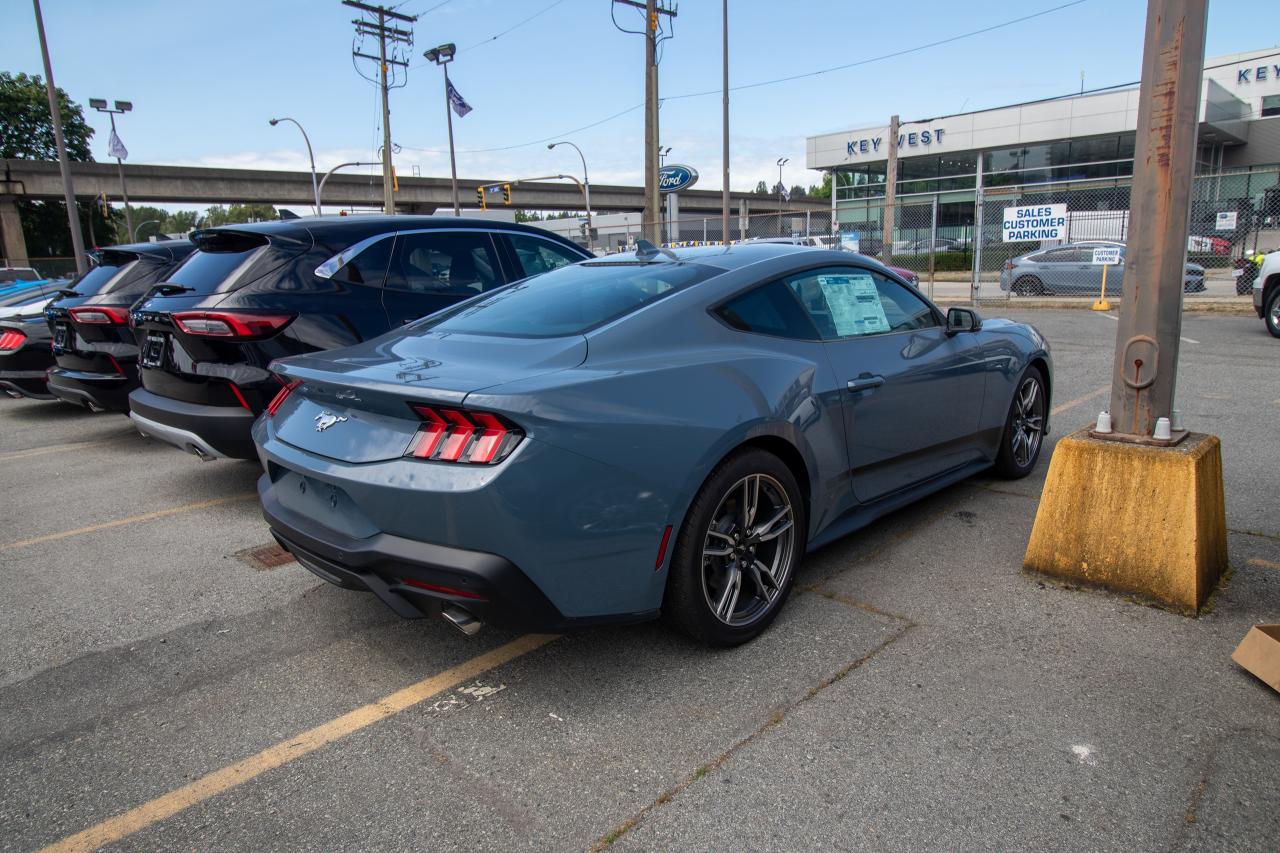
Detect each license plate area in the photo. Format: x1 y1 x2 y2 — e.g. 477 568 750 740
52 324 70 351
140 332 168 368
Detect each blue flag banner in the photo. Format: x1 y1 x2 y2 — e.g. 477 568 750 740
447 81 473 118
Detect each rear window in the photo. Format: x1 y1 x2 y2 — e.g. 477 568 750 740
421 261 715 338
165 231 271 294
66 260 132 296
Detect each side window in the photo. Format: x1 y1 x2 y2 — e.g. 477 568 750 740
507 233 584 277
331 236 393 287
715 280 819 339
786 267 938 339
385 232 501 294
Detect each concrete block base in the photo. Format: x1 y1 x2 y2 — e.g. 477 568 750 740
1024 428 1227 613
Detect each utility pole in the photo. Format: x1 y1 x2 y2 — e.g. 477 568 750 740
1106 0 1208 439
91 99 135 238
32 0 86 275
721 0 729 246
881 114 899 263
615 0 676 244
346 0 416 215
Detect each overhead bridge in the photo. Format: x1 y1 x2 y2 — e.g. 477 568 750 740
1 159 826 216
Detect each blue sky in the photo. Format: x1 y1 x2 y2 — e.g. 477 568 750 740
3 0 1268 198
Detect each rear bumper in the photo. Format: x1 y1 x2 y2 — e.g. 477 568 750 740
0 344 54 399
47 365 135 412
259 474 644 632
128 387 257 459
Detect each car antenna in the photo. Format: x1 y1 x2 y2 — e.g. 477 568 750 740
634 239 678 261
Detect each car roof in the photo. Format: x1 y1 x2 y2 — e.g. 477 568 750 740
196 214 587 252
591 242 894 273
93 240 197 263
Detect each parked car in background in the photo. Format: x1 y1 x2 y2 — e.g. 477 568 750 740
254 242 1051 645
1253 248 1280 338
1000 243 1205 295
0 285 65 399
45 240 197 412
896 237 966 256
129 216 592 460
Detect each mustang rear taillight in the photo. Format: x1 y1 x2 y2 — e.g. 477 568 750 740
68 305 129 325
0 330 25 351
172 311 295 339
406 404 522 465
266 379 302 417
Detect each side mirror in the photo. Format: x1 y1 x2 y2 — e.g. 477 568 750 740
946 307 982 335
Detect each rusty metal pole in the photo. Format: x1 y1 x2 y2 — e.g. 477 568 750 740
1107 0 1208 439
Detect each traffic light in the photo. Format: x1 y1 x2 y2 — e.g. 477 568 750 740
476 187 486 210
502 183 512 206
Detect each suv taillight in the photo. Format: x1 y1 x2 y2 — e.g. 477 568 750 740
266 379 302 417
0 330 25 351
68 305 129 325
406 405 522 464
172 311 295 340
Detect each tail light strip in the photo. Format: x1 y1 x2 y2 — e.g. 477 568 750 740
68 305 130 325
172 311 295 340
407 405 522 465
266 379 302 417
0 330 25 351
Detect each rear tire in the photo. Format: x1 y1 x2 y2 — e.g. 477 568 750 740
1013 276 1043 296
994 366 1047 479
664 448 806 646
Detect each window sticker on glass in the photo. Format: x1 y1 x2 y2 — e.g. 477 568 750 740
817 274 890 337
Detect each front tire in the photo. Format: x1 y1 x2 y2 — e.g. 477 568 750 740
994 367 1047 479
665 448 806 646
1266 290 1280 339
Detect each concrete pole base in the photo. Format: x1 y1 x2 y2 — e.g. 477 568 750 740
1024 428 1227 613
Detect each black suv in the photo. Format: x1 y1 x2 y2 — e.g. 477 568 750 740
45 240 197 411
128 216 591 460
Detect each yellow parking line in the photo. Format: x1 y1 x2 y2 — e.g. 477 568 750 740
1051 386 1108 418
0 435 137 462
1248 557 1280 571
0 493 258 552
42 633 558 853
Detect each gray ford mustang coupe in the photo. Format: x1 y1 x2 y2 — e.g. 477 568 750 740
253 242 1051 645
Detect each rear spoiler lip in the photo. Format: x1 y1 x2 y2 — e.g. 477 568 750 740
268 356 473 407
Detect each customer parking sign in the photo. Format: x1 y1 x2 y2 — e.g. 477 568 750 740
1002 204 1067 242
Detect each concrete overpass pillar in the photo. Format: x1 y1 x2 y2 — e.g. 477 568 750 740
0 195 28 265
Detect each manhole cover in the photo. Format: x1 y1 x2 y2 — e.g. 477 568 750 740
235 543 296 571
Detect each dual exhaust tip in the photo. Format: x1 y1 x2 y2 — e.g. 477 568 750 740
441 604 482 636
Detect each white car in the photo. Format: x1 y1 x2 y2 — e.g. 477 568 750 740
1254 249 1280 338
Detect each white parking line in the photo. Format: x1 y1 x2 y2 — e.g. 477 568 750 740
1097 312 1198 343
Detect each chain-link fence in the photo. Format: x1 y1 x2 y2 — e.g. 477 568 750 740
589 168 1278 305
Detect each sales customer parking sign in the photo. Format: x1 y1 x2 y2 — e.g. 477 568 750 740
1002 204 1067 241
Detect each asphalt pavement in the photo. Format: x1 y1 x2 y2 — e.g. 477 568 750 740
0 309 1276 852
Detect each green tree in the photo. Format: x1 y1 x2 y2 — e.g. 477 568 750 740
807 172 832 200
0 71 112 258
514 210 543 222
166 210 200 233
753 180 769 195
202 203 278 227
789 184 808 200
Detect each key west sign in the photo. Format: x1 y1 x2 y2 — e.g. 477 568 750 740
847 127 946 157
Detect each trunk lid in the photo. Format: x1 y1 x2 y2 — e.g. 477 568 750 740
270 330 585 462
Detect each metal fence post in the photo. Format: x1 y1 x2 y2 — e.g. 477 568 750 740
928 194 938 300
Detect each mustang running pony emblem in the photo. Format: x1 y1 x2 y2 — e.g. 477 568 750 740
313 411 348 432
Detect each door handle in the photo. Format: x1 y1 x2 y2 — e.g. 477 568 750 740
847 374 885 393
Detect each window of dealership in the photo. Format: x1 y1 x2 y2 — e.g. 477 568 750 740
810 47 1280 235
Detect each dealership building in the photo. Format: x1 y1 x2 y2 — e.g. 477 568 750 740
806 47 1280 245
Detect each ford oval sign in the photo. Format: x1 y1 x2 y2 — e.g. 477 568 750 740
658 164 698 193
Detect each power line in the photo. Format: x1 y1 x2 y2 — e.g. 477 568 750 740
408 0 570 69
401 0 1089 156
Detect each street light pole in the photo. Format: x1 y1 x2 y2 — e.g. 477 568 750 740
549 141 593 250
89 98 136 241
777 157 789 236
424 43 460 216
33 0 87 275
269 117 321 215
133 219 160 242
317 161 381 207
721 0 730 246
